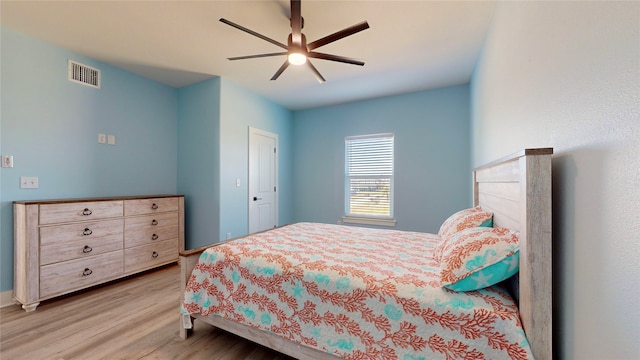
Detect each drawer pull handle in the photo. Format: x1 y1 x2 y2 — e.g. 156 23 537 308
82 228 93 236
82 208 93 216
151 203 159 210
152 251 159 258
82 245 93 253
151 219 158 226
82 268 93 276
151 234 159 240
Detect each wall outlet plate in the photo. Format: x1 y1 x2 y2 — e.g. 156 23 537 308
1 155 13 168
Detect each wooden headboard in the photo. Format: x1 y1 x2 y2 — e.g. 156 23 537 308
473 148 553 360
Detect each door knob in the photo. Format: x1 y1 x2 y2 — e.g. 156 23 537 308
253 197 262 201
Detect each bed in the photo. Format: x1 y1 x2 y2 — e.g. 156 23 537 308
179 148 553 359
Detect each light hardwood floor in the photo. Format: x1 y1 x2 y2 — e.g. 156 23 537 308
0 264 294 360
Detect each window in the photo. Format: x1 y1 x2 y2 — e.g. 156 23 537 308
343 133 396 227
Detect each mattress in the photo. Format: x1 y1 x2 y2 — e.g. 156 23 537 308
181 222 532 359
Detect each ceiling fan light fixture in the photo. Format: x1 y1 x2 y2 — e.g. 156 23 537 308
288 52 307 65
220 0 369 81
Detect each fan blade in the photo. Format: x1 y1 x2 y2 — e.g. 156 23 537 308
306 60 326 83
228 52 287 61
307 21 370 51
307 52 365 66
220 18 288 50
290 0 302 46
271 61 290 81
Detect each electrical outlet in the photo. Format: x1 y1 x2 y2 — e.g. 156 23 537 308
226 232 232 240
1 155 13 168
20 176 38 189
107 135 116 145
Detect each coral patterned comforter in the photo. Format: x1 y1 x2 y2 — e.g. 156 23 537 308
181 222 532 359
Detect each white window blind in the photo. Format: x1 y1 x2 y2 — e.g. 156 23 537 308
344 133 394 224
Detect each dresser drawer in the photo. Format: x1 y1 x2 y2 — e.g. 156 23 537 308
40 233 124 266
124 213 179 247
124 197 179 216
39 201 123 225
40 218 123 245
124 239 178 273
40 251 123 298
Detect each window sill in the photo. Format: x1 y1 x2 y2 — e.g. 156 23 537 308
342 216 397 227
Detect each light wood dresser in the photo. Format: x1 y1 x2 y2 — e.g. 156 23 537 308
13 195 184 312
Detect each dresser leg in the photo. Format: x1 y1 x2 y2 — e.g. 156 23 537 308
22 302 39 312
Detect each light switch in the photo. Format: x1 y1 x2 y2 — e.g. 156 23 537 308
236 178 240 187
20 177 38 189
98 133 106 144
107 135 116 145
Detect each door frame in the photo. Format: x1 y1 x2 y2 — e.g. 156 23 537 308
248 127 278 233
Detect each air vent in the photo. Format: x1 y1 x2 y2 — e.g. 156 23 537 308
68 60 101 88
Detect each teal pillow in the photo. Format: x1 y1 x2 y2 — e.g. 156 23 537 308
444 252 519 292
439 227 519 292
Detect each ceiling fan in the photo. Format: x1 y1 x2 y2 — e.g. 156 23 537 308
219 0 370 83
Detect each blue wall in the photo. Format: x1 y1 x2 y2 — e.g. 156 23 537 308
219 78 293 240
0 28 178 292
0 28 471 296
177 78 221 249
176 77 293 248
292 85 471 233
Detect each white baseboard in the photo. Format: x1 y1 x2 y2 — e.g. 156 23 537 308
0 290 17 308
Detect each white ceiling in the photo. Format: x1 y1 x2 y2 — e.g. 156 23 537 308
1 0 496 110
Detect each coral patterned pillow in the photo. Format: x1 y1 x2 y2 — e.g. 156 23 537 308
438 206 493 241
433 206 492 263
439 227 519 292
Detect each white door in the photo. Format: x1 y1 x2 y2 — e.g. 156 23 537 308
248 127 278 233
